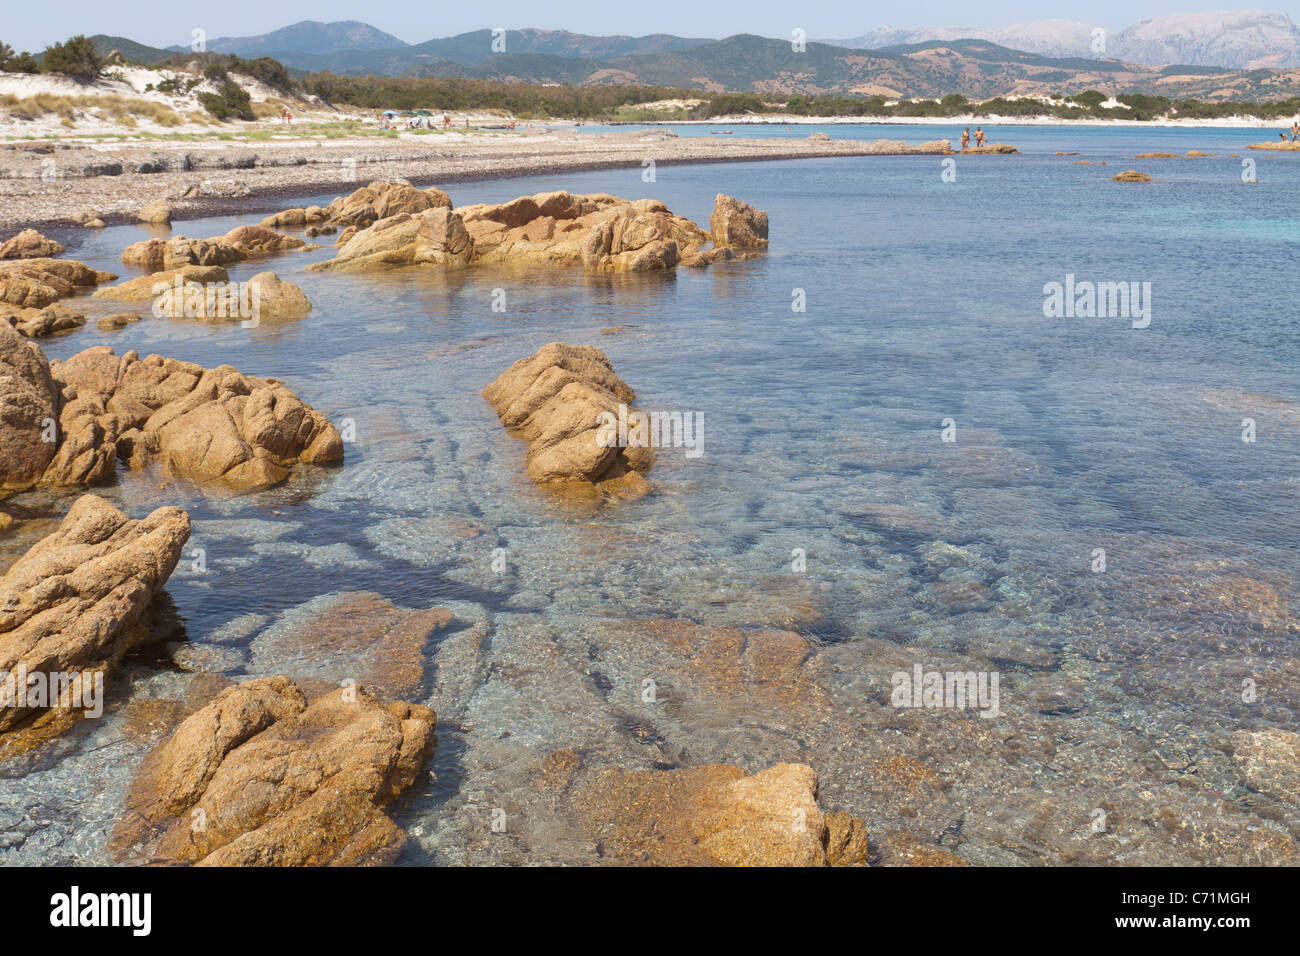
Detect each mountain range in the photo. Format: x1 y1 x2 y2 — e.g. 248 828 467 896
88 14 1300 102
831 10 1300 69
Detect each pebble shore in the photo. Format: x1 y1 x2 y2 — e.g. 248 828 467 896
0 131 957 231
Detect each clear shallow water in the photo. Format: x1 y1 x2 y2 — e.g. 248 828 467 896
1 130 1298 865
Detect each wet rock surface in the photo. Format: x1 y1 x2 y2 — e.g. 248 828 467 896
0 494 190 756
483 342 653 495
308 185 760 275
0 335 342 492
112 677 436 866
0 258 116 309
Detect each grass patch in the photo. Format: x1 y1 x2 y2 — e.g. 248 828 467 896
0 93 184 126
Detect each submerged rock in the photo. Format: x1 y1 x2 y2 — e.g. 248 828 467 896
482 342 653 494
0 229 66 260
1112 170 1153 182
554 757 869 866
1233 728 1300 803
0 494 190 756
112 677 436 866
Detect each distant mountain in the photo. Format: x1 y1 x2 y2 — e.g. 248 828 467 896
830 10 1300 69
838 20 1101 61
200 20 409 57
299 34 1297 102
1111 10 1300 68
90 35 174 65
87 21 1300 102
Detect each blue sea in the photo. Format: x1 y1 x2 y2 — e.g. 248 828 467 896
1 124 1297 865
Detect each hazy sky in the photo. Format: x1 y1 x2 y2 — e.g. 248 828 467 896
4 1 1298 52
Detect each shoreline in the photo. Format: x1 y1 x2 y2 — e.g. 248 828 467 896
606 115 1299 129
0 134 963 232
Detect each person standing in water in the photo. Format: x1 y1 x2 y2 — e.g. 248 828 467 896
975 126 986 147
1291 121 1298 142
961 127 971 150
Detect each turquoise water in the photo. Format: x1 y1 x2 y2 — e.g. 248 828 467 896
1 129 1297 864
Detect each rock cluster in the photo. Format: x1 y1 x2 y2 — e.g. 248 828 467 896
482 342 653 495
1 302 86 338
112 677 435 866
120 225 304 271
0 494 190 754
0 258 116 309
304 183 765 275
0 324 342 491
1112 170 1153 182
262 181 452 231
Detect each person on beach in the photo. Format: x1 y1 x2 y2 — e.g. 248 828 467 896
961 128 970 150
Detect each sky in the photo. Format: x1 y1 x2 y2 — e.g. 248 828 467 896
3 1 1298 52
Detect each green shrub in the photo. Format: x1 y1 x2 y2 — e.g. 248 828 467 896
198 80 254 121
40 35 104 81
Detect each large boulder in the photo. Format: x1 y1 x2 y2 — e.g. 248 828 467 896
311 207 472 272
151 271 312 322
136 200 172 225
311 190 716 275
555 758 869 866
221 225 305 257
42 347 344 491
0 322 59 489
464 192 706 272
0 494 190 754
120 236 245 271
3 338 343 491
112 678 436 866
482 342 653 494
710 194 769 250
246 271 312 321
0 229 66 260
325 181 453 228
0 259 116 309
